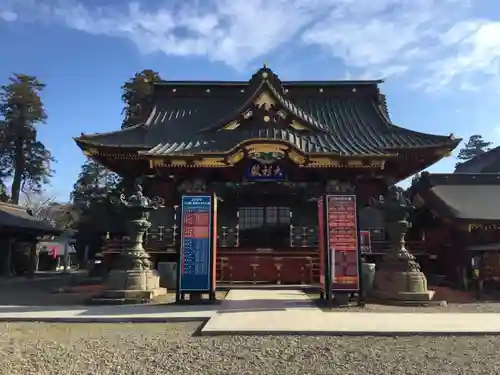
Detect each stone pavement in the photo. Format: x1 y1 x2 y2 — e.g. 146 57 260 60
202 289 500 335
2 289 500 335
0 304 217 322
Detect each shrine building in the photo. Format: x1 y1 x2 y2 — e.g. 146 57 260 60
74 66 460 285
412 147 500 288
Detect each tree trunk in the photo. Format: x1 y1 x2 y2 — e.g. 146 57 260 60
10 138 25 205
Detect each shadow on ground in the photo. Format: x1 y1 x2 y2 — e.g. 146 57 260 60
0 273 93 306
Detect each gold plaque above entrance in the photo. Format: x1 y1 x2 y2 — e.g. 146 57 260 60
245 143 288 155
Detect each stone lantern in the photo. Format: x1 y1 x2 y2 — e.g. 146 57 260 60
371 187 434 302
92 182 167 304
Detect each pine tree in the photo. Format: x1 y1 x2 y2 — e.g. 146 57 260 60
121 69 162 129
71 159 120 209
455 134 492 167
0 74 54 204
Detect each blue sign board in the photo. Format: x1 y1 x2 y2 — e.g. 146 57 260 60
178 195 212 292
245 162 286 182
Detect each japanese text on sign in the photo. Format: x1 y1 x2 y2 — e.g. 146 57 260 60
326 195 360 291
179 195 212 292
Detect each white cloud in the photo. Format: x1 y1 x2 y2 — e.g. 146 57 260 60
1 0 500 91
0 11 17 22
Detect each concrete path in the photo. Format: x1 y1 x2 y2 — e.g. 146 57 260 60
0 304 218 323
201 289 500 336
3 289 500 336
218 289 317 313
202 310 500 336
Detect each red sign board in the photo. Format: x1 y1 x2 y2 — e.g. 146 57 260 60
360 230 371 254
326 195 360 291
317 196 326 291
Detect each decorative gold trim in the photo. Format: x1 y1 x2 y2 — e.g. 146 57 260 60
288 149 306 165
148 158 229 168
222 120 241 130
434 148 452 157
308 157 338 168
245 143 288 154
228 150 245 165
170 160 187 166
347 159 363 167
253 91 276 111
289 120 309 130
370 160 384 168
138 139 396 170
83 147 99 156
193 157 226 167
149 159 161 169
82 148 139 160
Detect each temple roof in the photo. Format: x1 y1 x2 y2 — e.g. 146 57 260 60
75 66 460 157
454 145 500 173
0 202 63 235
414 173 500 223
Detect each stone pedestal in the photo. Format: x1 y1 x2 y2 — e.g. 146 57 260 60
95 269 166 304
372 220 434 303
372 270 434 302
89 183 167 305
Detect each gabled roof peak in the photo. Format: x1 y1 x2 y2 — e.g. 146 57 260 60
248 65 285 95
198 72 329 134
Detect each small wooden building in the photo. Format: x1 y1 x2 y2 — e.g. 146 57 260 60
413 171 500 287
0 202 62 275
74 66 459 284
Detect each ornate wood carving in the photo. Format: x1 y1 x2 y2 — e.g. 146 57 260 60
193 157 227 167
245 143 287 155
253 91 276 111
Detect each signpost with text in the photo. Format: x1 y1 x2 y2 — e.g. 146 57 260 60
319 194 362 306
176 194 217 302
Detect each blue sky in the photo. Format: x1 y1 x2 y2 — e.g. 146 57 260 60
1 0 500 201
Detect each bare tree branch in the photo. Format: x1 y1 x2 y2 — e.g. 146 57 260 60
20 188 80 229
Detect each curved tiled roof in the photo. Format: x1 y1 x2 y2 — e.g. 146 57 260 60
414 173 500 222
0 202 63 234
75 67 460 157
454 146 500 173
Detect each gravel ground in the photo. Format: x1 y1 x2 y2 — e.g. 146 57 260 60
0 322 499 375
329 302 500 313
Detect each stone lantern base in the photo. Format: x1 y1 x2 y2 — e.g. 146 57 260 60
371 268 435 302
90 269 167 305
370 219 435 304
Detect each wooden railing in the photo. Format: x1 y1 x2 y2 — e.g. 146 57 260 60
101 237 426 255
102 237 178 254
